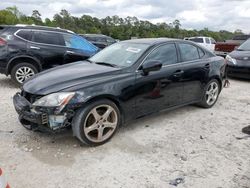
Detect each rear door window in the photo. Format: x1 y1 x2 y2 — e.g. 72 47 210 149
179 43 200 61
63 34 98 53
205 38 210 44
33 31 65 46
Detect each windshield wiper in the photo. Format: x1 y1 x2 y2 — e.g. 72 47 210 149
95 62 118 68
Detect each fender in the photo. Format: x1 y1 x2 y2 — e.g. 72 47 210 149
6 55 42 75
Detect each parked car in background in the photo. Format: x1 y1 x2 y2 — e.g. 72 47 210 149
80 34 116 49
185 36 216 52
226 38 250 79
215 35 250 57
13 38 226 146
0 24 98 85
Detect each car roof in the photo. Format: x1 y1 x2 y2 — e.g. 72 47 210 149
81 34 110 38
0 24 74 34
188 36 210 39
121 38 181 45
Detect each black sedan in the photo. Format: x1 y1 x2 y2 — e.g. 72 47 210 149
226 39 250 79
13 38 226 146
79 34 116 49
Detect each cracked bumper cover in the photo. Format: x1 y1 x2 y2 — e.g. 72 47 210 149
13 93 48 125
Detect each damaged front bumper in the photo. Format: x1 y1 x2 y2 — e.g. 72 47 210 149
13 93 73 131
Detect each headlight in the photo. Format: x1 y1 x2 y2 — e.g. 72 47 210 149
226 55 237 65
33 92 75 108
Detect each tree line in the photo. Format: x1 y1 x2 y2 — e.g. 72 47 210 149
0 6 245 41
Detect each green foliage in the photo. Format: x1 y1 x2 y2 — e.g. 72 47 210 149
0 6 240 41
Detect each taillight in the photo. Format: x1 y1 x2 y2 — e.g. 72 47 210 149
0 37 7 46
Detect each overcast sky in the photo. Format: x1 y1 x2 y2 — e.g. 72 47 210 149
1 0 250 33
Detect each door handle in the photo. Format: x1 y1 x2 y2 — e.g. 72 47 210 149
173 70 184 77
66 50 75 54
30 46 40 50
204 63 210 69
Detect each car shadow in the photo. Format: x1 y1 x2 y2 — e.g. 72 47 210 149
229 77 250 83
0 76 18 88
121 105 200 132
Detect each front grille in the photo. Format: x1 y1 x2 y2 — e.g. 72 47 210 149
41 113 48 124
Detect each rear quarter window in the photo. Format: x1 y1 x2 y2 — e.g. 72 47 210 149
0 27 16 40
16 30 32 41
198 47 205 58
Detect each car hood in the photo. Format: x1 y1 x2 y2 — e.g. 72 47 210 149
229 50 250 60
23 61 121 95
229 50 250 67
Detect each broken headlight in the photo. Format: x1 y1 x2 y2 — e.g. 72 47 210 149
226 55 237 65
32 92 75 112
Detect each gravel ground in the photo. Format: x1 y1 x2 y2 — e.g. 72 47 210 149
0 74 250 188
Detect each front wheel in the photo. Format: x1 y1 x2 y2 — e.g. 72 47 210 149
72 99 121 146
198 79 220 108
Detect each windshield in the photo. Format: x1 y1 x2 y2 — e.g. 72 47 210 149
89 42 149 67
238 39 250 51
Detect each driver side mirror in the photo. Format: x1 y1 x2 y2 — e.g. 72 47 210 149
141 60 162 75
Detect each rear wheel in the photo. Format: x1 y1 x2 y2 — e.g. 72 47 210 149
198 79 220 108
11 63 38 86
72 99 121 146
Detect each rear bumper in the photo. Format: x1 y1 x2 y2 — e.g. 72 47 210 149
227 65 250 79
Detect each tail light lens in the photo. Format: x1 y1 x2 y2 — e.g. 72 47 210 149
0 37 7 46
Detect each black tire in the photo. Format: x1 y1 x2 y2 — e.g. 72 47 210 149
72 99 121 146
10 62 38 86
197 79 220 108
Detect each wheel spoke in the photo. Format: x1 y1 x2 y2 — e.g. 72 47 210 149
103 121 116 129
102 106 113 120
97 128 104 140
207 95 212 102
209 87 213 92
91 108 101 121
213 87 218 93
85 123 98 134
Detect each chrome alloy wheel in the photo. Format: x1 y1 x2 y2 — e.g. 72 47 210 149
15 66 35 83
206 82 219 106
83 105 118 143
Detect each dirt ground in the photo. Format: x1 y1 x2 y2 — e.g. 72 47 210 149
0 74 250 188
